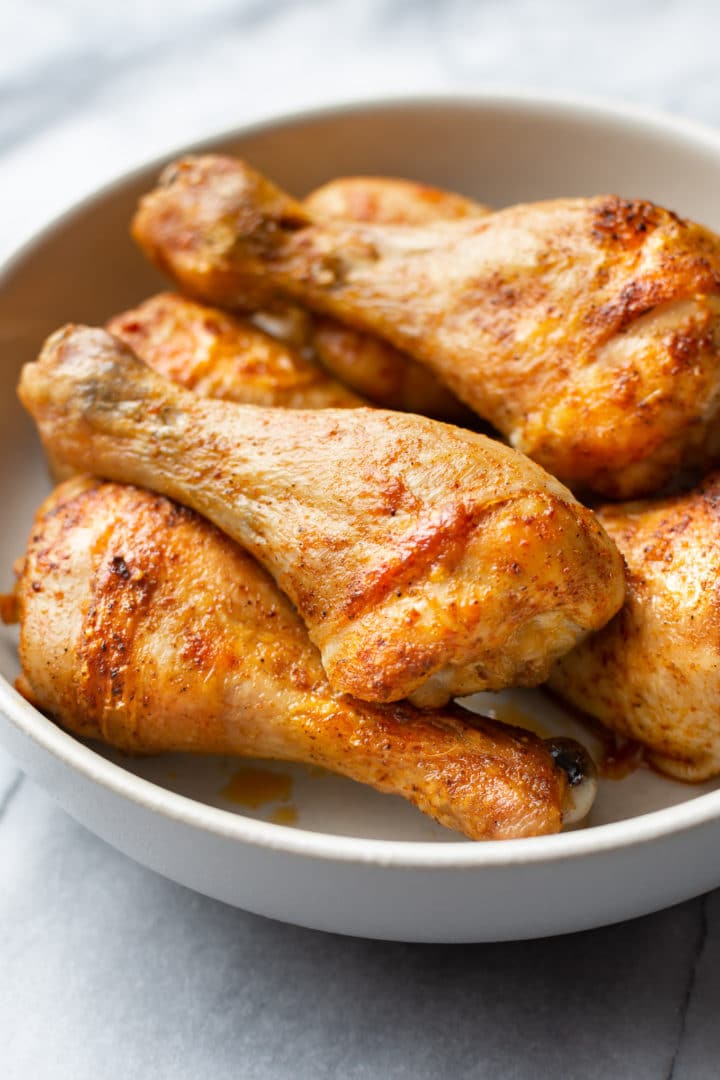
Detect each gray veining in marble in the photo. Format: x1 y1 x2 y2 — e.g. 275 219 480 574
3 1 720 1076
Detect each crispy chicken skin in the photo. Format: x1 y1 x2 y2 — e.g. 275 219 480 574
18 325 625 706
42 292 361 484
303 176 490 224
549 472 720 781
12 477 597 839
107 289 467 426
107 291 363 408
306 317 474 422
258 175 486 421
304 176 481 421
132 155 720 497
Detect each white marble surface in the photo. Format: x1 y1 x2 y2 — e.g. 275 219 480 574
3 1 720 1076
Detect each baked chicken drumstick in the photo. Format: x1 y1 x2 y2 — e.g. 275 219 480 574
45 292 364 484
255 174 488 421
133 155 720 497
18 325 625 706
109 177 485 420
10 477 596 839
107 291 363 408
549 471 720 782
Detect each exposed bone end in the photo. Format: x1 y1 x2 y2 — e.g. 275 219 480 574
546 736 598 825
132 155 310 311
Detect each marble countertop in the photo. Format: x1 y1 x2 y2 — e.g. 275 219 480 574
3 1 720 1076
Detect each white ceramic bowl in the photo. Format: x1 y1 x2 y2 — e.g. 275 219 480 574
3 94 720 942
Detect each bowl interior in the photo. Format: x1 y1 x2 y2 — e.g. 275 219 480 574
2 98 719 842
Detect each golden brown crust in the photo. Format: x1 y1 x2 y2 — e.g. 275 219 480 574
304 175 490 224
18 324 625 706
133 155 720 497
107 292 363 409
549 470 720 780
303 177 482 422
307 316 474 422
16 478 571 839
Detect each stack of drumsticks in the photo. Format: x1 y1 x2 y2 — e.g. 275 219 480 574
10 159 720 839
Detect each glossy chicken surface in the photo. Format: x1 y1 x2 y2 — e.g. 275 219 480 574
133 155 720 497
550 472 720 781
12 477 598 839
107 291 363 408
19 325 625 706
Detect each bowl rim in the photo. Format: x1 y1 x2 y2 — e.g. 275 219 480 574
4 88 720 870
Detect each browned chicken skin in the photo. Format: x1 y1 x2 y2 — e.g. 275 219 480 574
254 175 487 421
12 476 597 839
132 155 720 497
42 292 363 484
303 176 491 224
549 471 720 781
107 291 363 408
307 317 475 422
108 176 486 424
18 325 625 706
